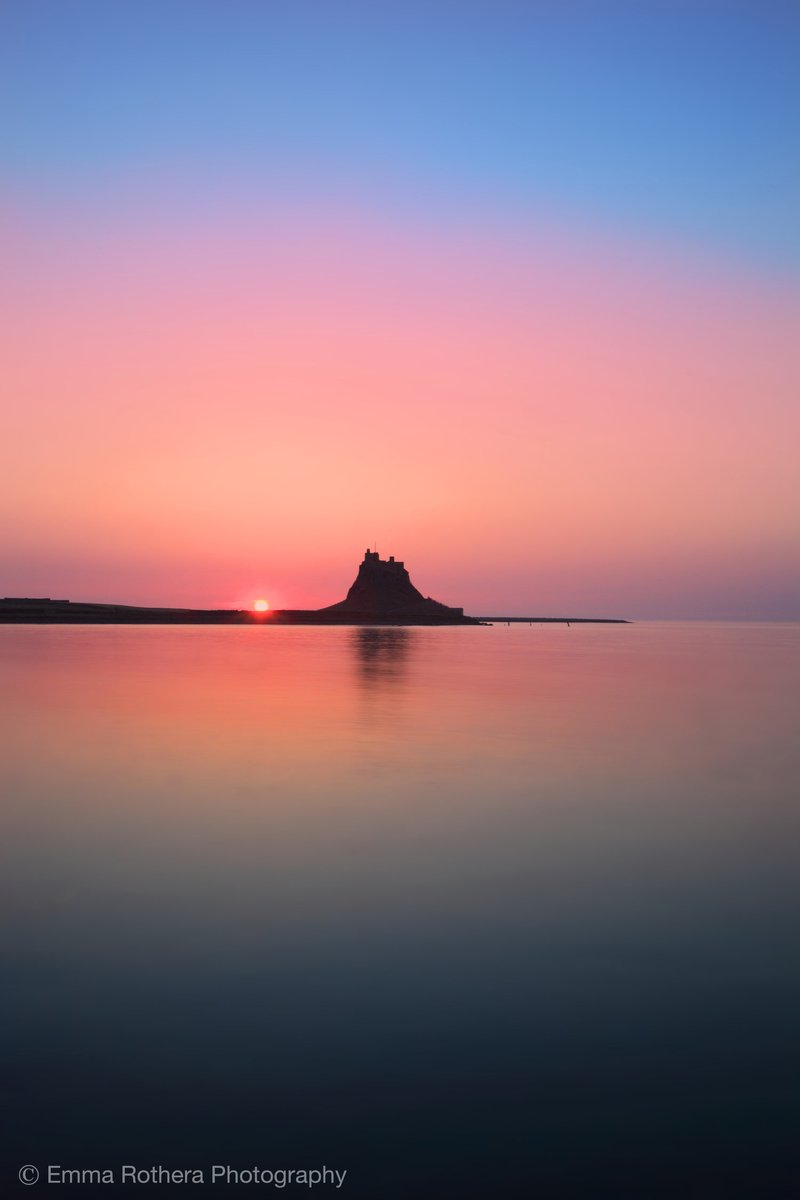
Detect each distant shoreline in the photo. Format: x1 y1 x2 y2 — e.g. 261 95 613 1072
0 599 629 626
477 617 629 624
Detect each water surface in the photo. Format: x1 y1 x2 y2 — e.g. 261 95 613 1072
2 623 798 1196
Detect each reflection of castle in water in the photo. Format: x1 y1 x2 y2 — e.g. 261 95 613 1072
352 627 413 686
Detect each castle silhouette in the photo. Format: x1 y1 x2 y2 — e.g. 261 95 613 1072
319 549 467 621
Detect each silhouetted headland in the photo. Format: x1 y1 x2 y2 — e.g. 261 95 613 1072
1 550 628 625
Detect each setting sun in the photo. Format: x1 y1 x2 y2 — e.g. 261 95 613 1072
253 599 269 612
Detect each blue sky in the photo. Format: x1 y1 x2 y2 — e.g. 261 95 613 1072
3 0 799 270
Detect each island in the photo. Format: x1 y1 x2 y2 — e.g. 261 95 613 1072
0 550 628 625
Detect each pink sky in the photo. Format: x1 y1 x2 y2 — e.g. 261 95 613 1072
2 192 798 617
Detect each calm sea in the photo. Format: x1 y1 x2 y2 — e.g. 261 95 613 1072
2 622 798 1198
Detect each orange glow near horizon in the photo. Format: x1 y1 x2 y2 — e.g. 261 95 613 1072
253 599 269 612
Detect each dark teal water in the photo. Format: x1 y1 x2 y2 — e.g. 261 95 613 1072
2 623 799 1197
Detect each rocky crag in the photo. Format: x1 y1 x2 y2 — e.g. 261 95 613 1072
316 550 477 623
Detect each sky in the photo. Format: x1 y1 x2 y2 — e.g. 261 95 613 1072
2 0 799 618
